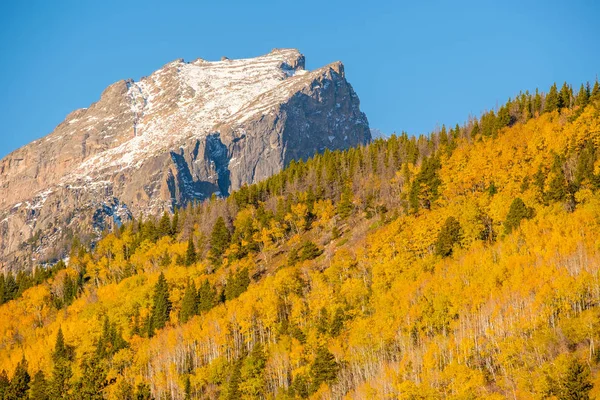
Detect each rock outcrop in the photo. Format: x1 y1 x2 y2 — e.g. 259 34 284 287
0 49 370 269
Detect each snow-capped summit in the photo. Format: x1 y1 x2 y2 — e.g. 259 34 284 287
0 49 370 269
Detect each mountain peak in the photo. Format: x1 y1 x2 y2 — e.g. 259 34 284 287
0 49 370 269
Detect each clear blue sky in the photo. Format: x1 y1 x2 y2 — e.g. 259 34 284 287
0 0 598 158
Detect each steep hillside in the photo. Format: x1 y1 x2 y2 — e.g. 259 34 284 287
0 49 369 270
1 81 600 399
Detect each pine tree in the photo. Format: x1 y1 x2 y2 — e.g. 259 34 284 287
171 209 179 237
225 268 250 301
3 273 17 303
179 280 198 323
438 125 448 147
209 217 231 267
470 121 480 138
135 382 152 400
184 236 197 266
50 359 72 400
558 82 572 109
76 355 106 400
409 155 441 213
53 328 70 362
197 279 216 313
0 370 9 400
149 273 172 334
337 184 354 219
226 359 243 400
96 317 128 360
316 307 330 335
330 307 345 336
287 247 300 266
184 375 192 400
0 274 5 305
240 344 267 398
545 83 559 113
310 346 338 393
5 355 30 400
435 216 462 257
534 88 542 115
298 241 322 262
289 373 309 399
29 370 49 400
558 358 592 400
50 328 73 398
575 142 597 187
504 198 534 234
158 212 171 238
114 379 134 400
591 80 600 102
545 155 568 202
575 83 589 107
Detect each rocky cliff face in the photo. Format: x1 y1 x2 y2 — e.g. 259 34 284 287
0 49 370 269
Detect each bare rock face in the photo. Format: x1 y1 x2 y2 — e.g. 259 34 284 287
0 49 370 270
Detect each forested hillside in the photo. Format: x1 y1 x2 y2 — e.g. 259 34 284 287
1 81 600 399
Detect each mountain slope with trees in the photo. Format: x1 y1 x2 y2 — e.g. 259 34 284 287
1 80 600 399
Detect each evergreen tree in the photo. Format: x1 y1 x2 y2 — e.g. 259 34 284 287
575 142 597 187
409 156 441 213
0 274 5 305
184 236 197 266
3 273 18 304
0 370 9 400
591 80 600 102
29 370 49 400
310 346 338 393
160 251 172 268
51 327 73 399
435 216 462 257
496 105 511 129
298 241 322 262
225 268 250 301
470 121 480 138
197 279 216 313
316 307 330 335
149 273 172 335
50 360 72 400
558 358 592 400
534 88 542 115
545 155 568 202
53 328 71 362
545 83 560 113
575 83 589 107
5 355 30 400
504 198 534 234
558 82 572 109
179 280 198 323
240 344 267 398
287 247 300 266
226 359 243 400
114 379 134 400
209 217 231 267
337 184 354 219
330 307 345 336
171 209 179 237
289 373 309 399
96 317 128 360
135 382 153 400
158 212 171 238
438 125 448 147
75 355 106 400
183 375 192 400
